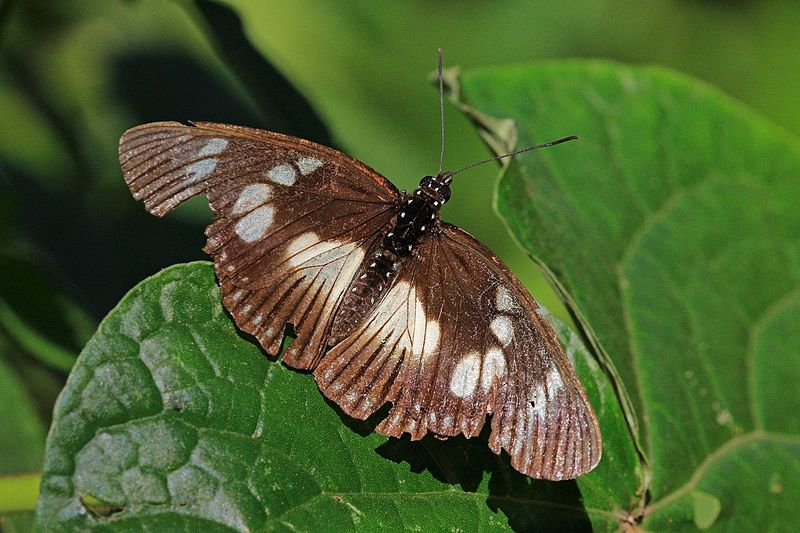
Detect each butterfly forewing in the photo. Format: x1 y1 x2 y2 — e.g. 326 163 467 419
315 223 601 479
120 122 401 368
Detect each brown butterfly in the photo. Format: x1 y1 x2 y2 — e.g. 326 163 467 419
118 55 601 481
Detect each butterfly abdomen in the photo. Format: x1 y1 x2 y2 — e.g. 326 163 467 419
330 185 444 342
329 247 400 344
330 182 447 344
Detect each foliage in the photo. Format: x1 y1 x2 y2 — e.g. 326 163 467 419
454 61 800 530
35 263 632 531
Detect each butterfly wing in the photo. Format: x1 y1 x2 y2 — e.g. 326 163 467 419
120 122 401 369
314 223 601 479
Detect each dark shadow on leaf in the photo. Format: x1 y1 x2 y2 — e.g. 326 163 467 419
377 431 487 492
329 405 593 531
323 397 392 438
486 459 593 532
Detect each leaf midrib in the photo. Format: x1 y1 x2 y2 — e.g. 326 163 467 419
745 285 800 431
267 488 622 528
616 173 782 493
644 430 800 517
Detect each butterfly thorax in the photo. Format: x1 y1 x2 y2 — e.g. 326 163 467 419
384 173 452 257
328 174 452 345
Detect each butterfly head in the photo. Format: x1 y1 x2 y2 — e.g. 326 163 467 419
417 173 453 206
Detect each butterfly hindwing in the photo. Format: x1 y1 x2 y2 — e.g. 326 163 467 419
314 223 601 479
120 122 401 368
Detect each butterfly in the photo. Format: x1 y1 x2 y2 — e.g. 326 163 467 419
118 58 601 481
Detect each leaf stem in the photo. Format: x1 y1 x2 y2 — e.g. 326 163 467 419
0 472 41 513
0 299 76 372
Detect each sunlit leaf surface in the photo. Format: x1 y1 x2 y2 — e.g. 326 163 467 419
35 263 625 532
455 61 800 530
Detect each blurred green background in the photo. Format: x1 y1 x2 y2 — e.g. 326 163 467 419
2 0 799 525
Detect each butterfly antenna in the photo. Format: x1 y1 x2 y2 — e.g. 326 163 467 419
448 135 579 179
437 48 446 176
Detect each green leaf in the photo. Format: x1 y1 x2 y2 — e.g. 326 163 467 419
647 435 799 531
36 263 628 531
453 61 800 529
0 335 48 528
542 310 641 526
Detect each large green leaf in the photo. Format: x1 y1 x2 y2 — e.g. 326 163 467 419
35 263 630 531
453 61 800 529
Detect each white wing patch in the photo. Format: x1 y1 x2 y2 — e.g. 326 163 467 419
285 232 366 291
198 138 228 157
450 352 481 398
494 285 517 312
287 232 345 267
368 281 440 361
184 159 218 184
490 315 514 347
411 292 440 359
232 183 272 215
279 232 367 362
546 365 565 395
286 232 320 259
296 156 323 175
530 383 548 418
234 205 274 243
480 347 507 391
266 163 297 185
529 366 566 419
183 138 229 185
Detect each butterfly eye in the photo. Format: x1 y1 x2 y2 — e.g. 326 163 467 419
417 175 451 204
437 183 451 203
